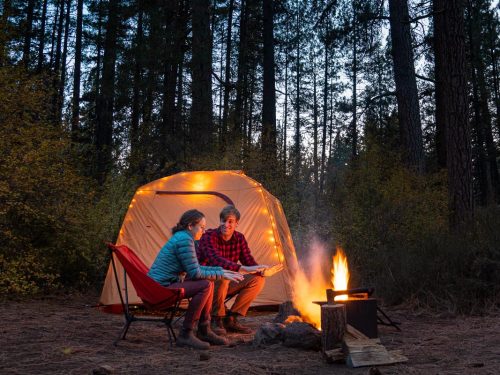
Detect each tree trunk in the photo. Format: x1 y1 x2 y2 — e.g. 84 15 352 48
434 0 474 228
71 0 83 140
388 0 424 173
49 0 60 68
58 0 71 121
191 0 213 158
129 7 143 174
283 20 289 174
95 0 120 184
0 0 12 67
294 3 301 175
235 0 249 142
262 0 277 164
487 14 500 139
351 12 358 159
221 0 235 153
22 0 36 68
37 0 48 72
53 0 65 73
467 2 499 205
313 67 319 198
320 40 329 194
433 0 447 169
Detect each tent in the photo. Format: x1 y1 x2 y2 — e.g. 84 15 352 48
100 170 298 311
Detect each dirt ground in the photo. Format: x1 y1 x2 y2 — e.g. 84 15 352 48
1 293 499 375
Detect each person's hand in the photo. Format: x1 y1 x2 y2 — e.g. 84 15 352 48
262 263 284 277
223 270 244 282
239 265 268 274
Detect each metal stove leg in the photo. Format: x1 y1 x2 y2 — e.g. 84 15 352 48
377 306 401 331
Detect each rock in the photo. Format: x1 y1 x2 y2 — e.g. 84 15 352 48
252 322 285 346
282 322 321 351
274 301 301 324
92 365 115 375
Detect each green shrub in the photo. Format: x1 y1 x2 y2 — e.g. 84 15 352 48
328 142 499 312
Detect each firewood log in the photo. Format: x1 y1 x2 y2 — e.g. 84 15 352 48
321 304 346 351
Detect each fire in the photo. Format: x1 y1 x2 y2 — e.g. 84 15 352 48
332 246 350 301
292 242 350 329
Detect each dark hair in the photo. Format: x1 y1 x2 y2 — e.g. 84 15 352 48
219 205 240 221
172 209 205 234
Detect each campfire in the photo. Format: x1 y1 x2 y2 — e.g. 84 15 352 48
292 244 355 329
259 241 405 368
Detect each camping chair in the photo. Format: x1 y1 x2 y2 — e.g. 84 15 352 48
106 243 185 346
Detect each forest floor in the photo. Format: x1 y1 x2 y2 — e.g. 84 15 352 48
1 292 499 375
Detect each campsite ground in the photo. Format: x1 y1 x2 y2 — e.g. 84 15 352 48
1 292 498 375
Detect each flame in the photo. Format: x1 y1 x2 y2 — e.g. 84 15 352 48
291 240 331 329
292 242 350 329
332 246 350 300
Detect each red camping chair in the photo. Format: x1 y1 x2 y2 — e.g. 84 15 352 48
107 243 185 346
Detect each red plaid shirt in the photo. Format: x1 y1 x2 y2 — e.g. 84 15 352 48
197 228 258 271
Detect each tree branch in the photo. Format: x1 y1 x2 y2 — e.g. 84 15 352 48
368 91 396 103
416 74 435 84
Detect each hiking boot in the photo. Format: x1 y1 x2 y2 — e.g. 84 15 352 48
198 324 229 346
211 317 227 336
176 328 210 350
224 315 253 334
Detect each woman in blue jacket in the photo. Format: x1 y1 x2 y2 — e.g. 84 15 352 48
148 209 243 350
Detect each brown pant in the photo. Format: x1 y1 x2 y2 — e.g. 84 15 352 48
212 274 265 317
168 279 213 330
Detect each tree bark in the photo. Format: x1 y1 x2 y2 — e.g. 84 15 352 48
0 0 12 67
22 0 36 68
320 39 329 194
235 0 249 142
71 0 83 140
58 0 71 121
129 6 143 174
37 0 48 72
221 0 235 153
351 10 358 159
433 0 447 169
283 20 289 174
95 0 120 184
191 0 214 158
467 1 498 205
434 0 474 228
294 2 301 175
388 0 424 173
262 0 277 164
321 304 346 351
313 68 319 192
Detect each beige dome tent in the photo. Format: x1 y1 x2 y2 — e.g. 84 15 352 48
100 170 298 311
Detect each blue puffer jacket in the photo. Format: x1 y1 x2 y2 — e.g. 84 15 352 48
148 230 224 286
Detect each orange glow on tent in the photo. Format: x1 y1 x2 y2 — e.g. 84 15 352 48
192 173 211 190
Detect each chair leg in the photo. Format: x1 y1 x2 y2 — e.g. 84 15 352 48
164 322 176 347
114 317 133 346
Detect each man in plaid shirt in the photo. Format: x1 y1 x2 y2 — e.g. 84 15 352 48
197 205 268 334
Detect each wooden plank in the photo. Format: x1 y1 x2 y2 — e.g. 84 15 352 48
344 340 408 368
346 324 369 340
323 348 345 364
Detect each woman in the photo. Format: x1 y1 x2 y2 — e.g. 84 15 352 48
148 209 243 350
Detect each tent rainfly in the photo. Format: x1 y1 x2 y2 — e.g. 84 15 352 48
100 170 298 311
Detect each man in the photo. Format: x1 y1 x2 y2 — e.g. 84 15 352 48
197 205 269 334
